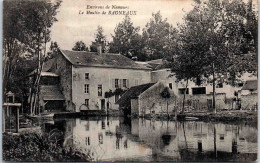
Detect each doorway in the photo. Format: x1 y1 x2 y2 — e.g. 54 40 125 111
101 99 105 110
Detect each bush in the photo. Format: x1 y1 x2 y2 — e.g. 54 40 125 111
3 129 92 162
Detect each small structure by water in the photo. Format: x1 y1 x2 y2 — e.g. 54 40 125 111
117 81 178 117
3 91 21 133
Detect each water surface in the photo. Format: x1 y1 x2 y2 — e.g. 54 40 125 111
42 117 257 162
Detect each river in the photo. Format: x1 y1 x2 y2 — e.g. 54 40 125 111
42 117 257 162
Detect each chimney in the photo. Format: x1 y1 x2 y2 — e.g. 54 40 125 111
97 44 102 55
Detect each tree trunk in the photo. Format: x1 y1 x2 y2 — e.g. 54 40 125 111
182 79 189 114
166 100 169 118
212 63 216 113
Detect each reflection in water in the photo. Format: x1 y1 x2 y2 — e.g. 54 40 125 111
43 117 257 162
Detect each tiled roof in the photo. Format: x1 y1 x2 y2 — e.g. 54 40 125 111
40 72 59 77
242 80 257 90
39 85 65 101
60 50 151 70
28 58 56 76
145 59 170 70
116 83 155 106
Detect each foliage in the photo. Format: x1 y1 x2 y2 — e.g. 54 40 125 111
142 11 178 60
47 41 60 59
104 89 114 98
72 41 89 51
109 15 146 60
113 88 126 96
90 25 106 52
161 87 171 99
3 0 62 115
3 130 91 162
168 0 257 112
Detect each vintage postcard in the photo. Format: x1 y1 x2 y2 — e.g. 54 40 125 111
2 0 258 162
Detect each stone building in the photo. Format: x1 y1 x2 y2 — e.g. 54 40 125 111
240 80 258 110
51 47 151 112
38 46 256 113
116 81 178 116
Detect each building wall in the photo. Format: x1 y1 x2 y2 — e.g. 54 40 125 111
184 93 228 111
130 98 139 116
54 53 74 111
72 66 151 112
151 69 256 99
138 81 178 116
241 94 258 110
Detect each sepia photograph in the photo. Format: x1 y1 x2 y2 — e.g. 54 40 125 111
2 0 258 162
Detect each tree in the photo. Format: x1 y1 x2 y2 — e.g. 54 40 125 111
161 87 171 118
168 49 204 114
173 0 257 113
104 89 114 111
90 26 106 52
109 15 146 60
72 41 89 51
3 0 62 115
142 11 177 60
46 41 60 59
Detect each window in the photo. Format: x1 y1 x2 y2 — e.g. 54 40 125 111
178 88 189 94
123 79 127 88
216 83 223 88
84 84 89 94
192 87 206 95
135 80 139 86
115 95 119 102
85 137 90 146
85 73 89 80
98 85 102 96
85 99 89 107
237 83 244 87
169 83 173 89
220 134 225 140
115 79 119 88
98 133 103 144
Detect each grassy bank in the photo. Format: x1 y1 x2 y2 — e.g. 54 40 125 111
3 130 92 162
139 110 257 124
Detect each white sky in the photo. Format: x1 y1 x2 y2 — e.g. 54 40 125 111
50 0 195 50
50 0 258 50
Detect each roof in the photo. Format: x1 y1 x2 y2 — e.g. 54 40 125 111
40 72 59 77
39 85 65 101
145 59 170 70
42 58 55 72
60 50 151 70
28 58 56 76
116 83 155 105
135 61 154 69
146 59 163 64
241 80 257 90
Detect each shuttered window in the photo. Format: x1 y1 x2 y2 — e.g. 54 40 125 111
84 84 89 94
123 79 127 87
115 79 119 88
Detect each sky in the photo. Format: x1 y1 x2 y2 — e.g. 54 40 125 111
50 0 196 50
50 0 258 50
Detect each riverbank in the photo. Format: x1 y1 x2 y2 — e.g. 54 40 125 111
178 110 257 123
3 130 92 162
141 110 257 125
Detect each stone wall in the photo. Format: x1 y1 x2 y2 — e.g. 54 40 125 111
131 98 139 116
241 93 258 110
54 51 74 111
151 69 244 99
138 81 178 116
181 93 228 111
